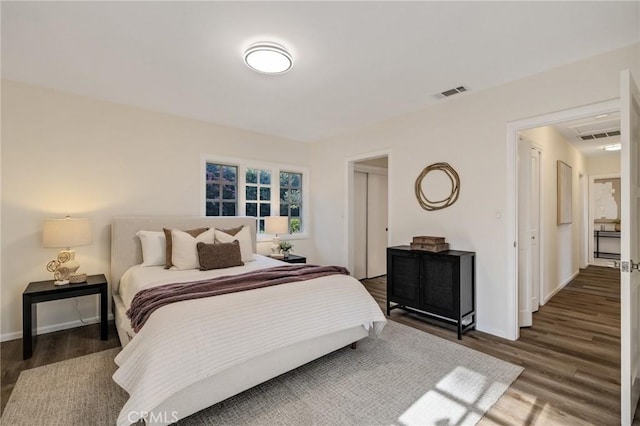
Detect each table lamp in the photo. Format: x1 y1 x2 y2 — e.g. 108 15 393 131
43 216 92 285
265 216 289 257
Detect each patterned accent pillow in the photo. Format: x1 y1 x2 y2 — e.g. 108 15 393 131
163 227 209 269
197 241 244 271
215 226 254 262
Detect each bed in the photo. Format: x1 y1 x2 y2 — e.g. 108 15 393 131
110 216 386 425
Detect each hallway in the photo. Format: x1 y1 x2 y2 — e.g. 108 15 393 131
362 265 620 425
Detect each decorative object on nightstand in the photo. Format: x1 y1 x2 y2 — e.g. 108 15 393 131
43 216 92 285
265 216 289 258
278 240 294 258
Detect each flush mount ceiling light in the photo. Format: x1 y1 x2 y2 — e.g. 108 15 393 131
603 143 622 151
244 42 292 74
595 113 610 119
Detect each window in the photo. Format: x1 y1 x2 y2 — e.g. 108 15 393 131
279 171 302 233
245 168 271 233
203 157 308 238
205 163 237 216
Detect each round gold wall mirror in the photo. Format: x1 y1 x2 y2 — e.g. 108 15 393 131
414 162 460 211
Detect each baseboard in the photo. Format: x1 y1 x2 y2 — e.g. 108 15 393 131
542 269 579 305
1 313 115 342
475 324 507 339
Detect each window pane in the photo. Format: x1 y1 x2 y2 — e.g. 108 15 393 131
290 205 300 217
260 170 271 185
222 202 236 216
290 173 301 188
206 201 220 216
246 168 258 184
290 189 301 204
290 218 301 233
259 219 265 233
260 187 271 201
246 203 257 217
280 172 289 187
206 163 220 181
280 203 289 216
259 203 271 217
280 189 289 202
206 183 220 199
246 186 257 201
223 185 236 200
222 166 237 183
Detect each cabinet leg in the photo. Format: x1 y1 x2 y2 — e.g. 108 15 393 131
23 298 36 360
100 289 108 340
457 322 462 340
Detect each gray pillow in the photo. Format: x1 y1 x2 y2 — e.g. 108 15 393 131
197 241 244 271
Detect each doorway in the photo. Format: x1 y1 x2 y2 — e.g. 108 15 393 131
353 159 388 279
346 150 391 278
506 99 620 340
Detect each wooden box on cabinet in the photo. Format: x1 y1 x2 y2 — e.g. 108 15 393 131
386 245 476 339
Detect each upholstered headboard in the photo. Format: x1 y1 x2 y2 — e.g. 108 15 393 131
111 216 257 293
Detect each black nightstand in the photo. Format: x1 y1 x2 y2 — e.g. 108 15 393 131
22 274 108 360
281 254 306 264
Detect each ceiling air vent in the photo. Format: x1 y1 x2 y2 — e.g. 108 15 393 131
436 86 468 99
579 129 620 141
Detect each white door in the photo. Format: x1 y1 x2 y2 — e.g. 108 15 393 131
353 171 368 280
621 69 640 425
518 137 533 327
530 148 541 312
367 173 388 278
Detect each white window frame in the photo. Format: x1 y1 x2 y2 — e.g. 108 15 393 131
201 154 310 242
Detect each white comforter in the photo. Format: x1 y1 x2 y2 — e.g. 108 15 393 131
113 256 386 425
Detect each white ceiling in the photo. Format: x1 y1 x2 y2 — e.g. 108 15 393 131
553 112 621 157
2 2 639 143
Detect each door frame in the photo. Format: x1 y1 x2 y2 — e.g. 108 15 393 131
353 164 388 279
345 149 392 275
580 172 589 269
530 143 543 312
505 99 620 340
588 173 621 266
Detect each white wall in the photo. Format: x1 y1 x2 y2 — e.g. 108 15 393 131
588 154 621 176
1 80 313 339
520 126 586 302
310 43 639 338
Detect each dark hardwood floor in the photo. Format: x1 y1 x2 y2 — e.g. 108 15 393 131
362 265 621 425
0 267 622 424
1 321 120 415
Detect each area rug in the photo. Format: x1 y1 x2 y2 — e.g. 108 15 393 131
2 321 522 425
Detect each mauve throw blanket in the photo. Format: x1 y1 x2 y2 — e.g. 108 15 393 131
127 264 350 332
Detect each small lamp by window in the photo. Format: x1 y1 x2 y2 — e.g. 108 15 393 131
265 216 289 258
43 216 92 285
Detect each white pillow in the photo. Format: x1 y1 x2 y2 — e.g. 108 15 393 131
215 226 254 262
171 228 216 270
136 231 166 266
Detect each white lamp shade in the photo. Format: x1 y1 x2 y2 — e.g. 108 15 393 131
43 217 92 248
265 216 289 235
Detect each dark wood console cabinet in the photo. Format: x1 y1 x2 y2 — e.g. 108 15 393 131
387 245 476 339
